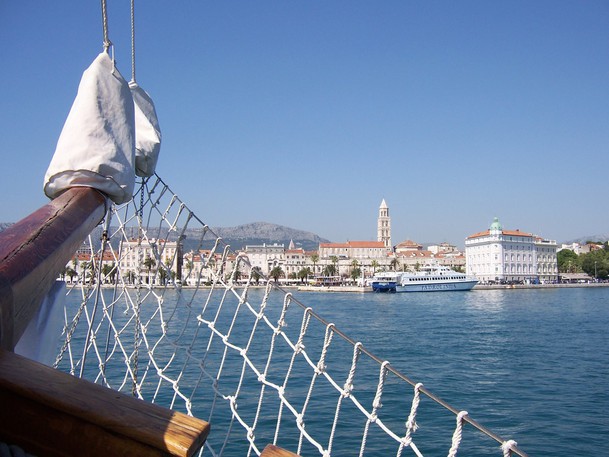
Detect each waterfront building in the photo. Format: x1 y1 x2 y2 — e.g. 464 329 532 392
242 243 285 276
118 238 183 285
395 250 466 272
318 240 391 278
395 239 423 253
182 249 230 285
377 199 391 249
319 241 389 261
428 242 459 255
284 240 307 279
558 242 595 255
465 217 558 283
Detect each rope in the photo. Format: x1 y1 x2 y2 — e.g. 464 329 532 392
502 440 518 457
447 410 469 457
130 0 136 83
100 0 112 52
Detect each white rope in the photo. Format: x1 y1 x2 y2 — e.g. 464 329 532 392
100 0 112 52
502 439 518 457
130 0 136 83
447 410 469 457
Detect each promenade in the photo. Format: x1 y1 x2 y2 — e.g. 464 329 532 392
297 282 609 293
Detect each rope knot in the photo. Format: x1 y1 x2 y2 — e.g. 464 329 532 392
501 440 518 457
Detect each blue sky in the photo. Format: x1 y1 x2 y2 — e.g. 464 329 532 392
1 1 608 246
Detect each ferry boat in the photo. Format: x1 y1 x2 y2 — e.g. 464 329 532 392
398 264 478 292
370 271 401 292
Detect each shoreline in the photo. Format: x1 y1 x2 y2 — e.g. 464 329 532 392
295 282 609 293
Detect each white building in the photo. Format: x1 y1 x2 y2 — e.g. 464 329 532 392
284 240 307 278
465 218 558 283
243 243 285 276
118 238 182 285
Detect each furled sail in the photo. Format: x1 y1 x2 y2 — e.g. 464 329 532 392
44 52 136 205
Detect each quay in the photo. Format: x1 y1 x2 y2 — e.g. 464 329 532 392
296 282 609 293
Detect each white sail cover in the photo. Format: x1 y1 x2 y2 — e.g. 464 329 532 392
130 81 161 177
44 52 135 204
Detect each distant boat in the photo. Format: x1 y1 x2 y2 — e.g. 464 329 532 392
371 265 478 293
399 264 478 292
370 271 402 292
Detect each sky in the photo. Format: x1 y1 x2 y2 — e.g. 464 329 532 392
1 1 608 247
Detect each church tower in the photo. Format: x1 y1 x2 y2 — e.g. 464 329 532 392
377 199 391 249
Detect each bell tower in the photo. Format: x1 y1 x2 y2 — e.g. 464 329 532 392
377 199 391 249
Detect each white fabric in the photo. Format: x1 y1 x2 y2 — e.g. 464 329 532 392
15 281 66 366
44 52 136 205
130 81 161 177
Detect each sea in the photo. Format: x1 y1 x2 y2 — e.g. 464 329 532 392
59 285 608 456
290 286 609 457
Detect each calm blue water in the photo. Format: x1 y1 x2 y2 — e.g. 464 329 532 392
292 287 609 456
61 286 609 456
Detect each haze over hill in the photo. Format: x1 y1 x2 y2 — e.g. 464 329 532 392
208 222 330 251
0 221 606 252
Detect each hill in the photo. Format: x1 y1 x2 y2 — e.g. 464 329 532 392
0 221 329 253
203 222 330 252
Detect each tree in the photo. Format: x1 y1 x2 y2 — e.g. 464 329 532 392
389 258 400 271
322 264 336 276
371 260 379 274
310 253 319 276
143 256 156 284
580 250 609 280
64 266 77 283
270 266 284 283
557 249 579 273
158 267 168 285
298 267 313 283
251 266 262 285
330 256 339 276
101 263 116 284
350 267 361 282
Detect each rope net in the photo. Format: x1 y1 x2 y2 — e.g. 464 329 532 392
53 174 525 457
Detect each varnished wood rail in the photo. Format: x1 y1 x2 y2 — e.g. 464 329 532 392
0 186 211 456
0 348 210 457
0 187 107 350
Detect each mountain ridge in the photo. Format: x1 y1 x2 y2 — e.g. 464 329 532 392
1 221 607 251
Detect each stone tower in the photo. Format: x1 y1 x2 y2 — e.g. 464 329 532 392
377 199 391 249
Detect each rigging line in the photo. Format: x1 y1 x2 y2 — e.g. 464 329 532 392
130 0 136 83
101 0 112 52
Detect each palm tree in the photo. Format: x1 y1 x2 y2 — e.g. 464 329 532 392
390 258 400 271
251 266 262 285
298 267 313 283
143 256 156 284
310 253 319 276
350 267 361 283
270 266 284 283
330 256 339 277
371 260 379 274
101 263 114 284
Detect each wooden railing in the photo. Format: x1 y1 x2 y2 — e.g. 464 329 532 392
0 187 210 457
0 187 106 350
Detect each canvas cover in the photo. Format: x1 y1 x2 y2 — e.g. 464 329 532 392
130 81 161 177
44 52 136 204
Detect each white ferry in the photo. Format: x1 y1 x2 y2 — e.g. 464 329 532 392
370 271 402 292
398 264 478 292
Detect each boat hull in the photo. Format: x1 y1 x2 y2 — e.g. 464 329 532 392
397 280 478 293
371 281 398 292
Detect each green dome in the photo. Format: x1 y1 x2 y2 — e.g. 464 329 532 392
489 217 503 231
